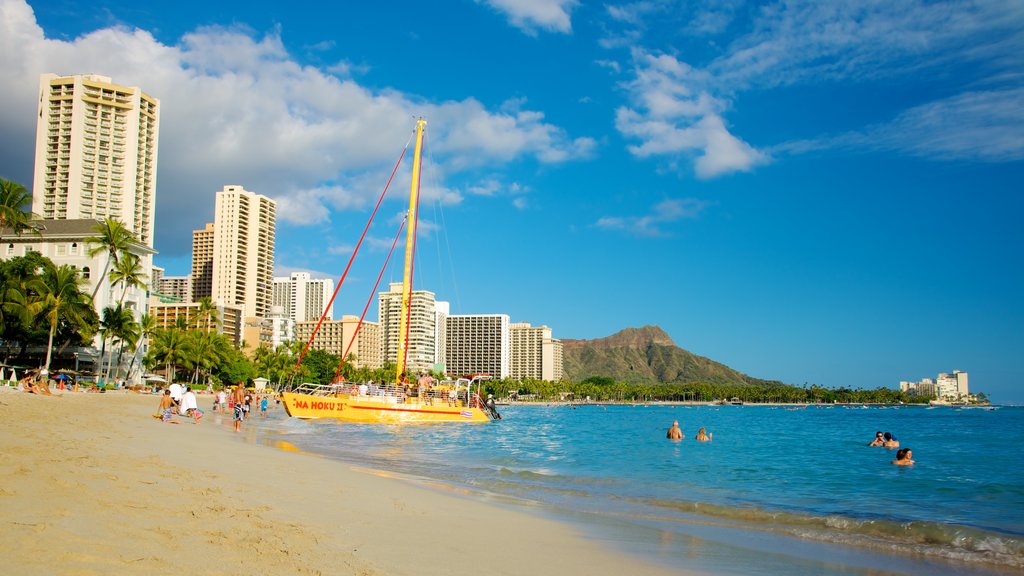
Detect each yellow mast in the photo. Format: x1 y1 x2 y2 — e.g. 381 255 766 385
395 118 426 385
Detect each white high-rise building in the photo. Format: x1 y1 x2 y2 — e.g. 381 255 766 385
510 322 564 382
191 223 214 301
272 272 334 324
378 282 437 374
32 74 159 248
209 185 276 320
157 275 192 303
446 314 510 379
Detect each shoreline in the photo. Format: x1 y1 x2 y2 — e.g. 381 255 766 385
0 388 684 575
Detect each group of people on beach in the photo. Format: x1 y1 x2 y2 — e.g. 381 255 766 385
157 382 272 431
666 420 710 442
155 383 204 424
868 430 914 465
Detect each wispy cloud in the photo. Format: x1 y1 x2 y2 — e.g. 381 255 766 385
595 197 709 237
478 0 579 35
0 0 593 258
608 0 1024 172
774 88 1024 162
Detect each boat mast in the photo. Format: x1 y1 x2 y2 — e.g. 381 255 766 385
395 118 426 385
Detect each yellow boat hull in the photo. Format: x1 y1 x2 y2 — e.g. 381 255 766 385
281 392 493 423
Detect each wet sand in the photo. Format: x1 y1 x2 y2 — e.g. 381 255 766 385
0 387 684 575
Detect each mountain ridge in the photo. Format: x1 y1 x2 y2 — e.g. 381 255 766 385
562 325 777 386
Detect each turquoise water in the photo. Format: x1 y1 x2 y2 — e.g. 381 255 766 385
247 403 1024 575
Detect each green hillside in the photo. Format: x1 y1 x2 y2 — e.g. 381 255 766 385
562 325 778 386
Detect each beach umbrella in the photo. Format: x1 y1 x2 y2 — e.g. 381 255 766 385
54 374 72 381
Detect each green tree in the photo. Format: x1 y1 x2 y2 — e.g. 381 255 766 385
28 262 93 376
108 252 147 307
149 327 187 382
0 177 38 243
85 218 134 301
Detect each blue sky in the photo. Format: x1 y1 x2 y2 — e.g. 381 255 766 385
1 0 1022 401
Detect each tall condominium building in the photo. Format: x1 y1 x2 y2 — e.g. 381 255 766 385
446 314 510 379
209 185 276 319
295 316 382 370
937 370 969 399
272 272 334 323
510 323 564 382
32 74 159 248
378 282 438 374
191 223 214 301
157 275 192 303
434 301 449 374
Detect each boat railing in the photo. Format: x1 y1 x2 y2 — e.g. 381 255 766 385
286 376 496 415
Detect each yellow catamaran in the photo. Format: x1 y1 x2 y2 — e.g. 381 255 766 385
281 119 500 423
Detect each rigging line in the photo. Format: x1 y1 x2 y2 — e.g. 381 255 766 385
424 133 446 298
293 129 414 371
331 216 407 382
437 190 462 313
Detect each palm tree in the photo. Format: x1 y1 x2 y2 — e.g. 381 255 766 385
185 330 226 385
191 296 219 331
124 313 157 381
85 217 134 301
98 305 133 382
149 328 187 383
108 252 147 307
28 262 93 377
0 177 38 243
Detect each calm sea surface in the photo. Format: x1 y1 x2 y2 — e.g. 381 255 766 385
241 403 1024 575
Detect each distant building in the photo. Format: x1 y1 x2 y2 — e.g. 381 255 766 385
272 272 334 323
210 185 276 320
510 322 564 381
446 314 510 379
378 282 438 374
901 370 968 400
150 301 243 347
191 223 214 301
266 305 294 350
32 73 159 249
150 265 164 293
157 274 192 303
294 316 382 370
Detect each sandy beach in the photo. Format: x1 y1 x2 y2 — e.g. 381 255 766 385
0 387 683 576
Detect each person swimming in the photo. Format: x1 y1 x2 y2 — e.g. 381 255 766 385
695 427 711 442
666 420 683 441
883 432 900 449
891 448 915 466
868 431 885 446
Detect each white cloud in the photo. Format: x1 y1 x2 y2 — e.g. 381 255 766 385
478 0 579 35
0 0 592 259
595 197 709 236
615 50 766 178
775 88 1024 162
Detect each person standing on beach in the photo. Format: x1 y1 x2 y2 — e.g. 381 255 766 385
232 384 246 432
667 421 683 441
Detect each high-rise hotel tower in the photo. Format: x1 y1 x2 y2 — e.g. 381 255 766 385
32 74 159 247
208 185 276 319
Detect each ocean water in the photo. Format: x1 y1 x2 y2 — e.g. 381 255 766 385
243 403 1024 575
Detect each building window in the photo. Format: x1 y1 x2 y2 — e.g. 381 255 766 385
70 242 78 255
5 244 12 256
82 266 90 280
57 245 67 256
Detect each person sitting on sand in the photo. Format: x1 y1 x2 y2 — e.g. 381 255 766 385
695 427 711 442
883 432 900 449
891 448 914 466
156 389 179 424
667 420 683 441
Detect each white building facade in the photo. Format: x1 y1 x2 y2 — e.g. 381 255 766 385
510 322 564 382
446 314 510 379
209 185 276 320
272 272 334 324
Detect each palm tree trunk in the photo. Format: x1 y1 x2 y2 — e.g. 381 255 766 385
90 253 114 301
43 319 56 376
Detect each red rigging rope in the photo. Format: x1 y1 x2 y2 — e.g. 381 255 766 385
331 216 407 382
293 131 414 371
